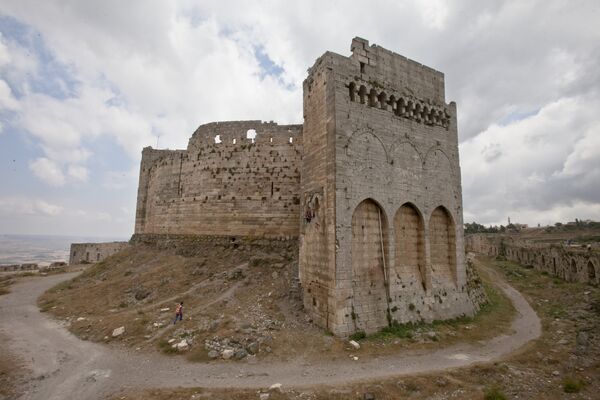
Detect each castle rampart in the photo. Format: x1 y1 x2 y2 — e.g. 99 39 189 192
135 121 303 238
465 234 599 285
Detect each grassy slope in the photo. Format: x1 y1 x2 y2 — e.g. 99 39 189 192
111 255 600 400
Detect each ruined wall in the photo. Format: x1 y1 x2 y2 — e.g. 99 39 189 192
466 234 599 285
69 242 129 264
0 263 38 272
135 121 303 238
300 38 474 336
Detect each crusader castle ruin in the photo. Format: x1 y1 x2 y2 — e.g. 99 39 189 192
134 38 476 336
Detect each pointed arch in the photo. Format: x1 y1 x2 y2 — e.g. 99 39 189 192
428 206 457 287
394 203 426 290
351 198 389 331
345 130 390 163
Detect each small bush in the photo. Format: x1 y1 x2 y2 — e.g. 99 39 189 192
484 386 507 400
563 377 583 393
158 339 177 354
349 331 366 341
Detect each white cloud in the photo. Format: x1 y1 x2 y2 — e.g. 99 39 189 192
461 94 600 226
0 0 599 232
0 79 19 110
67 165 89 182
29 157 66 186
0 196 63 216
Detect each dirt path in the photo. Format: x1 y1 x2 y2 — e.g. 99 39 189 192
0 266 541 400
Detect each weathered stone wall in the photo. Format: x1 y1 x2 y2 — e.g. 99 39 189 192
135 121 303 238
465 234 599 285
69 242 129 264
0 263 38 272
299 38 474 336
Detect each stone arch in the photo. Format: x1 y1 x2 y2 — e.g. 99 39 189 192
588 260 597 284
394 203 426 290
571 259 578 280
351 198 390 331
424 147 454 176
346 130 390 165
428 206 457 287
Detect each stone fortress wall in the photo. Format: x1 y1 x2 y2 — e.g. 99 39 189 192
133 38 476 336
299 38 474 335
69 242 129 264
465 234 599 285
135 121 303 238
0 263 38 272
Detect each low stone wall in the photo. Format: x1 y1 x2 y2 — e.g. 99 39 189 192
69 242 129 264
0 263 38 272
466 234 599 285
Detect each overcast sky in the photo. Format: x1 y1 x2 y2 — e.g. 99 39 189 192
1 0 599 237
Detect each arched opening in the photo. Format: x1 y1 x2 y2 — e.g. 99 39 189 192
428 206 457 286
588 261 597 284
351 199 389 331
368 88 378 107
246 129 257 143
571 259 577 280
388 95 396 113
414 103 422 122
407 101 414 118
397 98 406 116
394 203 426 290
358 85 367 104
349 82 356 102
378 92 388 110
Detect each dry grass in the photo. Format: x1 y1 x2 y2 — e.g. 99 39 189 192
111 254 600 400
39 241 517 364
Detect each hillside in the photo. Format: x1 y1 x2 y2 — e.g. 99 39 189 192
38 237 509 362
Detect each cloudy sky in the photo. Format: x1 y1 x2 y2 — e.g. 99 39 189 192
0 0 599 237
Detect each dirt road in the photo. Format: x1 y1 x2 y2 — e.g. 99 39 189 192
0 270 541 400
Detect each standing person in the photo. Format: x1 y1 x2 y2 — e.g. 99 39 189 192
173 301 183 324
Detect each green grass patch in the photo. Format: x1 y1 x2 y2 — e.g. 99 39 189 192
349 331 366 341
158 339 178 354
563 377 584 393
484 386 507 400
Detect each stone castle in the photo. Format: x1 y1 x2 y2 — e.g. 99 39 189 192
134 38 476 336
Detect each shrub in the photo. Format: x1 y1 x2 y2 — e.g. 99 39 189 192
563 377 583 393
349 331 366 341
484 386 507 400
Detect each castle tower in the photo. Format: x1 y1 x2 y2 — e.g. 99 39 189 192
299 38 475 336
